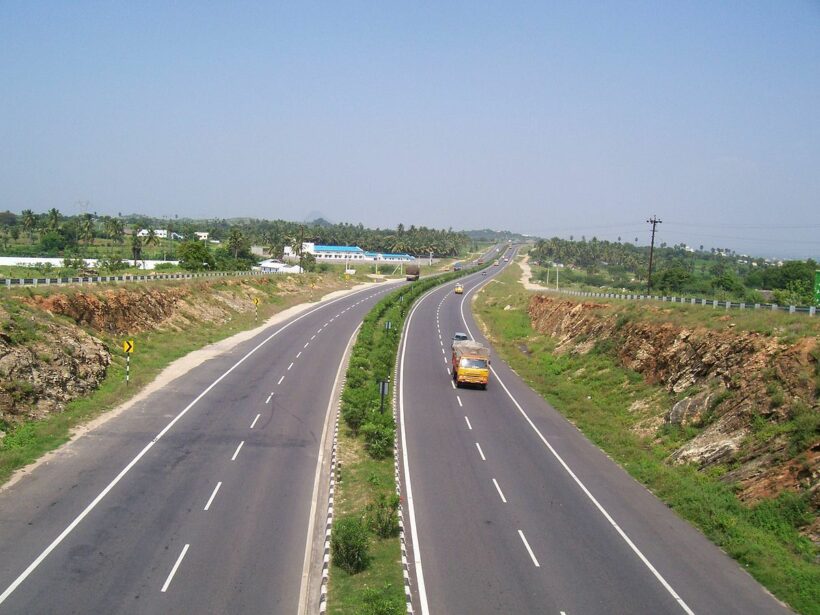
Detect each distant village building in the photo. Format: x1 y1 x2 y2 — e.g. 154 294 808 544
194 232 209 241
136 229 168 238
283 242 415 263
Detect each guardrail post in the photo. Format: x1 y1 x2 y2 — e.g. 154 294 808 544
740 303 745 310
691 298 696 305
712 300 717 308
772 304 777 311
789 305 796 314
810 306 816 317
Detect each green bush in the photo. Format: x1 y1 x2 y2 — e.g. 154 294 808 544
332 516 370 574
361 421 394 459
366 493 400 538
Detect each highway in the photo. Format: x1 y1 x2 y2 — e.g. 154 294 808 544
397 247 790 615
0 281 400 614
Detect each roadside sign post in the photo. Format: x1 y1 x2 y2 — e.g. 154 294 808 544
378 378 390 414
253 296 260 322
122 339 134 385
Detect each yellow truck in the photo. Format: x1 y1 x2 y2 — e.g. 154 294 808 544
451 341 491 389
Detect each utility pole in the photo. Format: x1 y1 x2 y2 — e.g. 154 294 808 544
298 225 304 273
646 216 662 292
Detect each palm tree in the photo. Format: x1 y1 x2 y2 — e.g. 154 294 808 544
79 213 95 251
21 209 36 242
227 228 244 259
143 228 158 258
131 233 143 267
46 208 60 232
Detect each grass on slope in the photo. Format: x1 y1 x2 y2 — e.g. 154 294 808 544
0 273 352 485
473 262 819 615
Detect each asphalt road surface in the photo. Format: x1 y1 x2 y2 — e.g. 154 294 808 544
0 281 400 614
397 248 790 615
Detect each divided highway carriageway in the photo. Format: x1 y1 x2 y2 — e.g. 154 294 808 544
0 281 401 614
396 247 790 615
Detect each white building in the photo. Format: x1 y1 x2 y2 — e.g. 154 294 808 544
136 229 168 239
283 242 415 263
195 232 209 241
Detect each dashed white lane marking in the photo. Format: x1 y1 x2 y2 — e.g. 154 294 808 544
311 335 316 340
265 393 273 404
304 342 310 348
443 357 447 364
441 348 445 355
231 441 245 461
456 396 463 407
493 479 507 503
324 322 329 327
446 367 451 375
250 413 261 429
204 482 222 511
458 265 695 615
277 375 285 385
296 351 302 358
475 442 486 461
317 328 322 334
288 362 294 370
451 381 456 389
518 531 540 567
161 544 190 592
464 416 472 430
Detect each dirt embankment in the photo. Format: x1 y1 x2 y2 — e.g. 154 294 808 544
528 296 819 508
0 276 320 429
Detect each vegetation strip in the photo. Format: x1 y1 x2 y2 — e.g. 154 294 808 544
473 258 819 615
328 266 486 614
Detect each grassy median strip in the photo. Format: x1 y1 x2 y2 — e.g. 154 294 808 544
473 261 819 615
329 268 484 614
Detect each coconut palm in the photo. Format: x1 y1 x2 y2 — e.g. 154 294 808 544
46 208 61 232
21 209 36 242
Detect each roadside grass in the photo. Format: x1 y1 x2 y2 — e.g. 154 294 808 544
0 273 355 486
474 262 820 615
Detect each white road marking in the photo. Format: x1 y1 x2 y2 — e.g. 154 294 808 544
458 274 695 615
298 324 361 612
204 482 222 511
0 282 400 607
324 322 329 327
250 413 261 429
493 479 507 503
297 351 302 358
443 357 447 364
161 544 190 592
311 334 316 340
265 393 273 404
441 348 445 354
288 362 294 370
518 531 540 567
318 328 322 333
475 442 486 460
464 416 472 430
451 381 455 389
304 342 309 348
277 375 285 385
446 367 451 375
231 441 245 461
457 395 463 407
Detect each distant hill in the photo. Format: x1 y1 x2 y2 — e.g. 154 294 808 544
462 228 535 242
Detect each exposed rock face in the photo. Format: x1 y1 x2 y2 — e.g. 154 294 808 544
0 320 110 425
528 295 819 506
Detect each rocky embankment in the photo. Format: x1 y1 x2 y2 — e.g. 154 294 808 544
0 276 307 432
528 296 818 510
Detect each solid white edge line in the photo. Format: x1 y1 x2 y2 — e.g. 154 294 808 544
400 285 450 615
0 281 401 607
231 441 245 461
250 413 261 429
492 478 507 503
464 416 472 430
204 482 222 511
518 530 540 567
459 255 695 615
297 323 361 614
161 543 190 592
475 442 486 460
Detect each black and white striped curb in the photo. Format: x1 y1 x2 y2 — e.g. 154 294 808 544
318 383 343 612
393 359 414 614
318 376 344 614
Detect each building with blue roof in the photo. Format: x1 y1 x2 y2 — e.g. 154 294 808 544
283 242 415 263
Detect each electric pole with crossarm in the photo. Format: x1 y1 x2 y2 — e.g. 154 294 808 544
646 216 662 292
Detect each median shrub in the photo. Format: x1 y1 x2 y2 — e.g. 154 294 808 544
361 420 394 460
366 493 401 538
332 516 371 574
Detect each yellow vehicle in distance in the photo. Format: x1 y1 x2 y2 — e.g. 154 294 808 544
454 283 464 294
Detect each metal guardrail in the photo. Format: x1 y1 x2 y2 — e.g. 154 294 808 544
0 269 294 289
544 288 817 317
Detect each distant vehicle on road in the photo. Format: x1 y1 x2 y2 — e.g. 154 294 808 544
454 283 464 294
452 340 490 389
451 332 469 347
494 259 500 266
405 263 420 281
453 262 463 271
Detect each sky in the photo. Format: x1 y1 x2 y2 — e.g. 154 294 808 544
1 1 818 258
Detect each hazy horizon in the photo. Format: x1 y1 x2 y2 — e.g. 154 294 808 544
2 2 818 260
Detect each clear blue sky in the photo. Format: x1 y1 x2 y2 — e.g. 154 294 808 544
2 1 818 258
